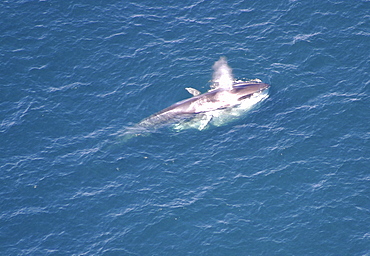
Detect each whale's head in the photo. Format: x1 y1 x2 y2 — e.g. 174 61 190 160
231 82 270 101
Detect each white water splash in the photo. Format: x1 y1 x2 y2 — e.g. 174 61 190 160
212 57 234 89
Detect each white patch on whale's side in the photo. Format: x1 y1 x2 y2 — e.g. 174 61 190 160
173 87 269 131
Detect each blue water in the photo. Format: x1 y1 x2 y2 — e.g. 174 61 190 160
1 0 369 255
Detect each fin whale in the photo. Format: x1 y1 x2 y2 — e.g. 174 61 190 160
137 81 270 129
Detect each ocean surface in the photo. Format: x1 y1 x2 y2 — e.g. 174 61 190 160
1 0 369 255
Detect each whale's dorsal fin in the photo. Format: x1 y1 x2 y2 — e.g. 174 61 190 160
185 87 201 96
